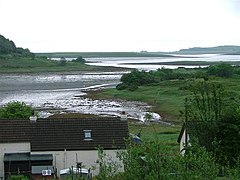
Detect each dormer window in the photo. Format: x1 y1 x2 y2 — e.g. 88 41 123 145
83 130 92 141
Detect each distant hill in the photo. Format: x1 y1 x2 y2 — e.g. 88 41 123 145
0 34 32 56
173 45 240 55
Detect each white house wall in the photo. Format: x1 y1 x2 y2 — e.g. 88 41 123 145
32 149 123 176
180 129 190 155
0 142 30 179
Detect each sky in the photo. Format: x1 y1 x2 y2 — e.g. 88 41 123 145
0 0 240 52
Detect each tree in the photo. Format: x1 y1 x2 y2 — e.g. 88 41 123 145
0 101 33 119
184 81 240 166
0 34 33 56
59 57 66 66
72 56 86 63
186 81 224 122
207 63 233 77
215 107 240 166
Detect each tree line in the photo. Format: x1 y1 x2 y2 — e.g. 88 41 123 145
116 63 238 91
0 34 32 56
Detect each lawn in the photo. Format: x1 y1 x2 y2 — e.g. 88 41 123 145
128 121 181 152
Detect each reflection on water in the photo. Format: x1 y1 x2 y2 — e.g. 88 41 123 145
86 54 240 71
0 73 121 106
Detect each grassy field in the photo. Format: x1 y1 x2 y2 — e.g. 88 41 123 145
0 55 128 73
128 121 181 151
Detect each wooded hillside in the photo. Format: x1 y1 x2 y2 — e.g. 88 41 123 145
0 34 32 56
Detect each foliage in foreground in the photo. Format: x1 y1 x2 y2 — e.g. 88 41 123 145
184 81 240 167
95 80 240 179
0 101 33 119
94 138 220 180
94 122 240 180
8 175 29 180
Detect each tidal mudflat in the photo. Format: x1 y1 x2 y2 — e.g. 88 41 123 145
0 72 162 122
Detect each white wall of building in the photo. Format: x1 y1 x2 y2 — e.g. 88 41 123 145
180 129 190 155
0 143 124 178
32 149 123 176
0 142 30 179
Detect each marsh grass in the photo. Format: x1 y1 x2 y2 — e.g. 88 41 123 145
92 76 240 123
93 80 189 122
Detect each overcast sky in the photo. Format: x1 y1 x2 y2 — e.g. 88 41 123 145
0 0 240 52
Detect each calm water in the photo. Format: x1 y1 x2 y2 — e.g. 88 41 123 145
0 73 122 111
85 54 240 70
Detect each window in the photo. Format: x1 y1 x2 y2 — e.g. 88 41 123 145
83 130 92 141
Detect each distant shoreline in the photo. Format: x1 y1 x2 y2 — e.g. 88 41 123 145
36 52 175 58
120 60 240 66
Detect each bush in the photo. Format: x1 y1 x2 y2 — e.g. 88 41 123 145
116 83 128 90
8 175 29 180
0 101 33 119
207 63 233 77
128 84 138 91
72 56 86 63
59 59 66 66
114 138 218 179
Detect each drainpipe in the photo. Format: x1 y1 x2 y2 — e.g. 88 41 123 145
64 149 67 169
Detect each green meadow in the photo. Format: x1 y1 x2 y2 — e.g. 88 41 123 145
0 55 126 73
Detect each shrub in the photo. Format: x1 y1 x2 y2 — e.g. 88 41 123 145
0 101 33 119
128 84 138 91
116 83 128 90
59 59 66 66
72 56 86 63
207 63 233 77
8 175 29 180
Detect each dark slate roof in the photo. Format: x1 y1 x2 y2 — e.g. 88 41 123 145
0 120 31 142
0 117 128 151
177 123 186 143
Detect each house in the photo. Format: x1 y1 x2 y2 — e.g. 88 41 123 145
177 121 218 155
177 123 190 155
0 117 129 179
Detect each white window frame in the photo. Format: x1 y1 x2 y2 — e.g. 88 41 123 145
83 130 92 141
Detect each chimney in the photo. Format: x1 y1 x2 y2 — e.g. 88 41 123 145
29 115 37 122
120 111 128 121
